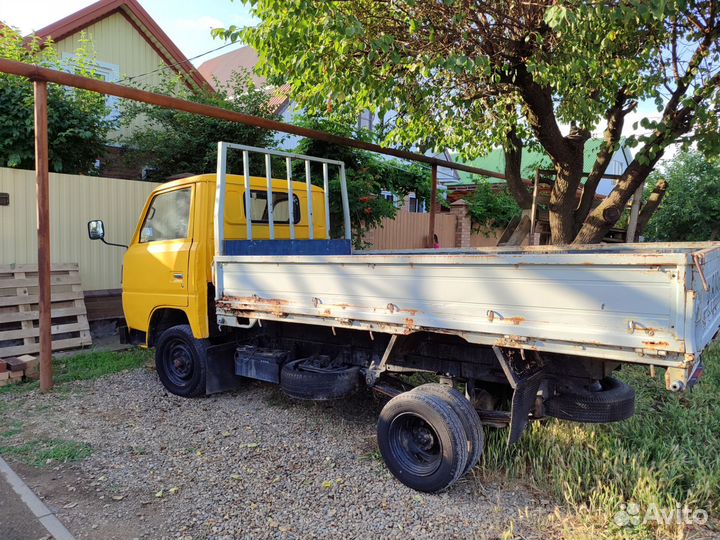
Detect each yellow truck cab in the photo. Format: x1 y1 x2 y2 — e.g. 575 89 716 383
120 173 328 347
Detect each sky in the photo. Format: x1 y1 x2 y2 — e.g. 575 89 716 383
1 0 256 66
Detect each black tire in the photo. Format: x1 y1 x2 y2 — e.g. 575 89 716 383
377 392 468 493
544 377 635 423
411 383 484 475
155 325 208 398
280 358 360 400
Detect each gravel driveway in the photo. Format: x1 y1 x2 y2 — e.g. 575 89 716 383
1 367 553 539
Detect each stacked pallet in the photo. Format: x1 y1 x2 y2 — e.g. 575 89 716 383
0 263 92 360
0 355 38 387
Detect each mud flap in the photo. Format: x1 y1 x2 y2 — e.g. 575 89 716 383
492 346 544 445
205 342 242 395
507 370 543 444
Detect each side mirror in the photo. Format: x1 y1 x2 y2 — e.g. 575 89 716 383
88 220 105 240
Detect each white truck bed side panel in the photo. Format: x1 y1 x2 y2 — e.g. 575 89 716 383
215 251 697 363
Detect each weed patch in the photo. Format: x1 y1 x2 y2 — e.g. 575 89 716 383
0 438 92 467
481 344 720 539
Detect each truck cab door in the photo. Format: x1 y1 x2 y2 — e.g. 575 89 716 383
123 186 193 326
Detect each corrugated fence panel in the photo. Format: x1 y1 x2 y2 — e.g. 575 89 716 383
364 212 457 250
0 168 158 291
470 228 502 247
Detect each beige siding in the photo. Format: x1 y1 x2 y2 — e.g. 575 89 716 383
0 167 159 291
54 12 170 139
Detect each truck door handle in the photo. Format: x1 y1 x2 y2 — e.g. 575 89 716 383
173 273 184 280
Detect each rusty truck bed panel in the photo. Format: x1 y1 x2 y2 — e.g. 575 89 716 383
214 243 720 373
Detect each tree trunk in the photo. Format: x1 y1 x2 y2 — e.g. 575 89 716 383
573 157 661 244
635 178 668 237
549 165 583 244
549 131 586 244
503 128 532 209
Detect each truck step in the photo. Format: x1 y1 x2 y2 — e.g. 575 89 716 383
234 345 292 384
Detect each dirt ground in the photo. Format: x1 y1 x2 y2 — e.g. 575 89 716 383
0 367 557 540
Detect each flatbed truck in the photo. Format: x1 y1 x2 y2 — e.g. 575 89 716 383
88 143 720 492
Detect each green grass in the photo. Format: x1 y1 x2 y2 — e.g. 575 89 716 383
0 348 153 395
481 344 720 539
0 439 92 467
1 420 23 438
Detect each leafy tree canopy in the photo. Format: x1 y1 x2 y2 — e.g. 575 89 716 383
119 71 278 179
0 27 111 174
644 151 720 242
218 0 719 244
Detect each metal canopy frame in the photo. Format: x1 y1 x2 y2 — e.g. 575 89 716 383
213 142 352 257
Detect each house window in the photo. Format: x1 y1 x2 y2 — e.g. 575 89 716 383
62 54 120 119
408 193 425 213
358 110 374 131
380 190 398 207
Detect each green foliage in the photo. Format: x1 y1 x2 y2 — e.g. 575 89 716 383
0 27 111 173
222 1 717 161
218 1 719 243
464 180 522 231
0 349 152 395
644 152 720 241
292 116 431 248
483 343 720 539
119 71 278 179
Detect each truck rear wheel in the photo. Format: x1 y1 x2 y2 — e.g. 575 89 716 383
155 325 208 398
377 392 468 493
411 383 484 475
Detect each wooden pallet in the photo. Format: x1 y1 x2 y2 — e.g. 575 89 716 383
0 264 92 359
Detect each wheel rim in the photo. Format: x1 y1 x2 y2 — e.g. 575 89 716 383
162 338 195 387
388 412 442 477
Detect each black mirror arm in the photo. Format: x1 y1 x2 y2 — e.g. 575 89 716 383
100 238 129 249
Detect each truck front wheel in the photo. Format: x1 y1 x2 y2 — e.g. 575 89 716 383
155 325 208 398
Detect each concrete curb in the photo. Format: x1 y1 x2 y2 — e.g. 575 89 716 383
0 456 76 540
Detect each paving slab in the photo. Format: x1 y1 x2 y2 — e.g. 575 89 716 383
0 456 75 540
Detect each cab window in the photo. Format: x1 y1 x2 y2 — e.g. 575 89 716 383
244 191 301 224
140 188 191 243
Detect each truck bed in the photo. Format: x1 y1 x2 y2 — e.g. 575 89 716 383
214 242 720 381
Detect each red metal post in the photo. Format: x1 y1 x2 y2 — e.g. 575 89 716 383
428 164 438 248
34 80 53 393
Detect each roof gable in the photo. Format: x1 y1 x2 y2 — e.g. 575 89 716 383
198 45 266 89
31 0 209 90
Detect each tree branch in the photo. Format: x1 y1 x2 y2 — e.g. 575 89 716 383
574 92 633 228
503 125 533 209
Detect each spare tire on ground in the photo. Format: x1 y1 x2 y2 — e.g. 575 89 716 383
280 356 360 400
544 376 635 423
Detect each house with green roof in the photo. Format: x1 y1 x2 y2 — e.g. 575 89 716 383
452 138 633 196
